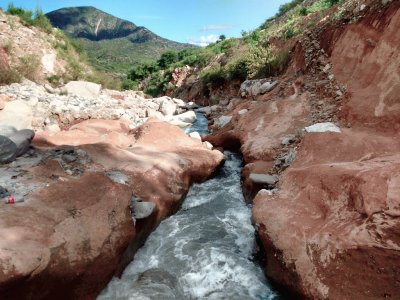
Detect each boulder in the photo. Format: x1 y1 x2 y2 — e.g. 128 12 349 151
0 100 33 130
41 53 56 74
8 129 35 157
0 95 10 110
0 135 17 164
131 198 156 219
238 109 248 115
0 125 17 137
259 81 279 94
172 98 187 108
305 122 341 133
174 111 197 123
146 109 165 121
106 171 129 185
64 81 102 98
159 99 177 116
216 115 232 128
249 173 278 186
189 132 202 141
167 118 192 128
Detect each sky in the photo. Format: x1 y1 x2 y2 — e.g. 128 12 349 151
0 0 288 46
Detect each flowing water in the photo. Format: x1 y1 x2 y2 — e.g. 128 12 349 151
99 113 278 300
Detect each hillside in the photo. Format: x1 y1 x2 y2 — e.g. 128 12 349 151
46 6 194 74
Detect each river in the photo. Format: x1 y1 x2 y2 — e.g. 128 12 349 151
98 112 279 300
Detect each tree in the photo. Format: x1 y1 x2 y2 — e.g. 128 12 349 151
157 51 178 69
219 34 226 41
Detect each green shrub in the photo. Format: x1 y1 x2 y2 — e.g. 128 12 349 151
144 71 172 97
121 79 138 90
7 4 53 33
128 61 159 81
157 51 179 69
201 65 226 86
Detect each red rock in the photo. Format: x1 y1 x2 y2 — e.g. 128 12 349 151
253 130 400 299
0 94 10 110
1 118 223 299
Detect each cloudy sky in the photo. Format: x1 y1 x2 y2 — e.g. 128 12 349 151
0 0 288 46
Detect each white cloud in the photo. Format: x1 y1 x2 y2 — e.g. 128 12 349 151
201 25 232 32
187 34 219 47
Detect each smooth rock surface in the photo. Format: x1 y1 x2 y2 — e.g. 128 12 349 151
65 81 101 98
0 135 17 164
305 122 341 133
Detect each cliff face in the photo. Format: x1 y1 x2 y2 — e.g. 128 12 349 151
205 0 400 298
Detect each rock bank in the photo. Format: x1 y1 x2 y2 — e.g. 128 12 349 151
0 118 223 298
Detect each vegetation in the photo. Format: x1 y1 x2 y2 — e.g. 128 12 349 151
6 3 53 33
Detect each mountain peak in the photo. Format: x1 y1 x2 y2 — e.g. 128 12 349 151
46 6 139 41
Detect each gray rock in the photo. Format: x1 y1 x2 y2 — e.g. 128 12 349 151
0 135 17 164
131 197 156 219
8 129 35 157
174 111 197 123
62 154 78 163
106 171 129 185
281 134 296 146
249 173 278 186
0 125 17 137
259 81 279 94
216 115 232 128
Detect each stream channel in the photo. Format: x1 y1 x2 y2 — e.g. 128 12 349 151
99 112 279 300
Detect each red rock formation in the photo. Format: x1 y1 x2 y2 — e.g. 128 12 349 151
251 2 400 299
0 119 223 299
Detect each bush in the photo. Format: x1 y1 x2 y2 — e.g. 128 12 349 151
17 54 40 81
144 71 172 97
157 51 179 69
121 79 138 90
201 66 226 86
0 64 21 85
128 61 159 81
7 4 53 33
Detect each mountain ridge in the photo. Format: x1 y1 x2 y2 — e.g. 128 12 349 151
46 6 194 73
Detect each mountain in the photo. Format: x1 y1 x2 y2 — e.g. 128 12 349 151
46 6 194 74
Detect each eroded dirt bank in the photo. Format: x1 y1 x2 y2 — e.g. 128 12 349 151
206 1 400 298
0 119 223 299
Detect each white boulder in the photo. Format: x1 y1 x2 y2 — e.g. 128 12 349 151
65 81 101 98
305 122 341 133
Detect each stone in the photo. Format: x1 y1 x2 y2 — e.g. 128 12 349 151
106 171 129 185
0 125 17 137
203 141 213 150
323 64 331 73
196 106 211 114
8 129 35 157
281 134 296 145
131 197 156 219
159 99 177 116
238 109 248 115
62 154 78 163
172 98 186 108
146 109 165 120
259 81 279 94
305 122 341 133
174 111 197 123
249 173 278 186
45 123 61 134
216 115 232 128
0 135 17 164
0 100 33 130
167 118 192 128
189 132 202 141
64 81 102 98
41 53 56 74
